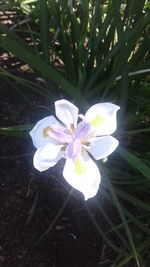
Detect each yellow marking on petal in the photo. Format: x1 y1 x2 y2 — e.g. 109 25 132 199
74 158 86 175
91 115 104 127
43 126 52 137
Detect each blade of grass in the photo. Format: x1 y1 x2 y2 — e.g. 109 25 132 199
51 0 77 84
103 188 150 238
0 36 87 106
118 147 150 181
122 208 150 236
106 213 150 235
39 0 57 92
0 67 52 98
0 74 34 107
116 239 150 267
79 0 101 90
0 23 29 48
104 175 140 265
84 203 123 254
84 13 150 94
39 0 49 63
123 128 150 135
93 199 128 249
0 129 27 138
1 124 33 131
0 124 33 137
115 10 129 115
112 186 150 212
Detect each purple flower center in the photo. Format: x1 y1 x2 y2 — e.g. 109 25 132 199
47 121 91 158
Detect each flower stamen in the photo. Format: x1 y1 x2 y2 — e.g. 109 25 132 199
70 123 74 134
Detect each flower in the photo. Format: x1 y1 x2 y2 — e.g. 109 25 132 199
30 99 120 200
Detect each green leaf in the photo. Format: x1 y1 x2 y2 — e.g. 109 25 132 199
0 129 27 138
116 239 150 267
0 35 87 106
118 147 150 181
1 124 34 131
0 73 34 107
104 175 139 264
0 66 52 98
39 0 49 63
113 186 150 212
123 128 150 134
0 124 33 137
85 203 123 254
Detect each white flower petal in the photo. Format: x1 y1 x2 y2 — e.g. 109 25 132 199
29 116 62 149
86 136 119 160
85 102 120 135
55 99 79 130
33 143 63 172
63 151 101 200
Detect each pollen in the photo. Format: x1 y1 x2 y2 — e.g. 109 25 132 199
43 126 52 137
91 115 104 127
74 158 86 175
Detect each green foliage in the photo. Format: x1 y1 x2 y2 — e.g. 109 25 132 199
0 124 33 137
0 0 150 265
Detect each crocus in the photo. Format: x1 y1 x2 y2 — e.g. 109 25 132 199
30 99 120 200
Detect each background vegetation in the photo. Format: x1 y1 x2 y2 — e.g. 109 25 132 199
0 0 150 266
